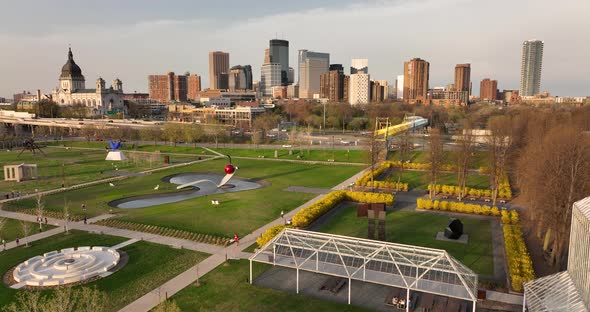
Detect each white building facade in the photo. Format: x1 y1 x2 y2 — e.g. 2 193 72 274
260 63 281 97
52 48 125 116
349 73 370 105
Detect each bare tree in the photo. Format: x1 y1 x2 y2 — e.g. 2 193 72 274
20 220 31 247
63 201 70 234
4 286 107 312
162 123 184 147
140 127 163 146
427 127 444 199
0 217 6 245
36 194 44 231
395 130 410 192
455 128 475 200
366 133 385 190
517 125 590 269
3 290 42 312
183 124 203 148
486 116 513 206
80 125 97 142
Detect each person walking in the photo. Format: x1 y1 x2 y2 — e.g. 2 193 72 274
233 234 239 246
44 217 48 225
16 237 20 246
2 239 6 251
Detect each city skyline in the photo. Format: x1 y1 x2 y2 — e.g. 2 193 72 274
0 0 589 97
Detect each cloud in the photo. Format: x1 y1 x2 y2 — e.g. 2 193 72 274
0 0 588 97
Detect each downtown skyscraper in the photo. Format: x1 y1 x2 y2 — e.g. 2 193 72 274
403 58 429 103
520 40 544 97
269 39 289 86
209 51 230 90
298 50 329 99
454 64 471 95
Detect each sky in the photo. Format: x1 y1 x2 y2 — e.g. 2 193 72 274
1 0 589 98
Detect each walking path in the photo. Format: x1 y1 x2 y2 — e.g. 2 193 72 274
118 166 371 312
111 238 139 250
284 186 331 194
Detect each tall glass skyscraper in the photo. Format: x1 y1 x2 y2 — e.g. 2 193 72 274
520 40 544 97
269 39 289 86
298 50 330 99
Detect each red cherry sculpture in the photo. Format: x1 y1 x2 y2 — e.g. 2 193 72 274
224 164 236 174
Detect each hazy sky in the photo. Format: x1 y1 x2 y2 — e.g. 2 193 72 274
1 0 589 97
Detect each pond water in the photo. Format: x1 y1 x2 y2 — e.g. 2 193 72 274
110 173 262 209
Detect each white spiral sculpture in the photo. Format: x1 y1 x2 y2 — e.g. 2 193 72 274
13 246 120 287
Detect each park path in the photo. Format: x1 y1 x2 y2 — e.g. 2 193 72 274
0 213 112 252
118 166 371 312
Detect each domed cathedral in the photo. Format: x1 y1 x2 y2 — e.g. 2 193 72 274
52 47 125 117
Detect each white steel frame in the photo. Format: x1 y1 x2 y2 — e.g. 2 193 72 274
250 228 478 312
523 271 587 312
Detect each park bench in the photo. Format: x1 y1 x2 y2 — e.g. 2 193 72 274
500 199 507 204
484 198 491 202
469 197 477 201
442 195 449 199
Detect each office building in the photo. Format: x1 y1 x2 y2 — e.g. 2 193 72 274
209 51 230 90
349 73 370 105
269 39 289 86
229 65 253 91
371 81 385 102
395 75 404 100
260 63 281 97
351 59 368 74
272 86 288 99
288 67 295 84
520 40 544 96
403 58 429 103
298 50 330 99
287 84 299 98
427 90 469 106
454 64 471 94
320 64 346 102
480 78 498 101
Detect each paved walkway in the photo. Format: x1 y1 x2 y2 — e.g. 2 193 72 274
119 166 371 312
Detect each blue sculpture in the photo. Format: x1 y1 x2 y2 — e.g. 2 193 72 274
109 140 121 150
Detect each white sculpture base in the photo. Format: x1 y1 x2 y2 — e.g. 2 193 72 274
106 151 127 161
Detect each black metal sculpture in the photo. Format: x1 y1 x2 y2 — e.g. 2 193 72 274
444 218 463 239
17 138 46 157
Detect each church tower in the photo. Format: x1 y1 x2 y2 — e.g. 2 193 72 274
59 48 85 92
112 78 123 93
96 77 105 93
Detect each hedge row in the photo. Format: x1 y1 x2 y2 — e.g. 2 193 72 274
416 198 521 224
256 224 291 248
354 162 409 191
291 191 395 228
96 219 229 246
427 180 512 199
503 224 535 291
388 161 457 172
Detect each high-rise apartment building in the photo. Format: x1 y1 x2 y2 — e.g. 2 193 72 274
209 51 230 90
376 80 389 101
395 75 404 100
149 72 198 103
350 59 369 74
229 65 253 91
187 74 202 101
269 39 289 86
349 73 370 105
520 40 544 96
454 64 471 94
320 64 346 102
298 50 330 99
480 78 498 100
403 58 429 103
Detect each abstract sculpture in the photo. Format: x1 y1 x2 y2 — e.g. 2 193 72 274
105 139 127 161
444 218 464 239
177 155 237 189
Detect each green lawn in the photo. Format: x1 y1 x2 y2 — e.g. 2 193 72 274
0 230 208 311
4 158 363 237
212 147 367 163
318 209 494 276
383 170 490 190
0 146 197 193
169 259 371 312
388 150 489 169
45 140 215 156
0 218 57 242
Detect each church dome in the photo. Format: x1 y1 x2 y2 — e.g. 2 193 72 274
60 48 84 79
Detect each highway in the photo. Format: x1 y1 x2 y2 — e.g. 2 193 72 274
0 116 161 130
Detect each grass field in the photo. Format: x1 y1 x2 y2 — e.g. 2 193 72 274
388 150 489 169
0 218 57 242
0 146 200 193
212 147 367 163
4 158 363 237
169 259 372 312
382 170 490 190
318 209 494 276
45 140 215 156
0 230 208 311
